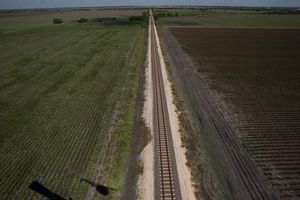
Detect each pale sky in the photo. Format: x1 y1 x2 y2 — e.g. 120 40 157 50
1 0 300 9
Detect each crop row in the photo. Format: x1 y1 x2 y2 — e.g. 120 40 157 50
0 26 140 199
216 75 300 199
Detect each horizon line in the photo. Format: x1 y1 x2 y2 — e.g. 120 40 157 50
1 4 300 11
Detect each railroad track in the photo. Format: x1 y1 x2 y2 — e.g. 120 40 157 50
149 10 181 200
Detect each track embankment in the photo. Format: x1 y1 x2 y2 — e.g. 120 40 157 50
139 11 196 200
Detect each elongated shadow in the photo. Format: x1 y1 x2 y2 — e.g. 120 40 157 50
80 178 116 196
29 181 72 200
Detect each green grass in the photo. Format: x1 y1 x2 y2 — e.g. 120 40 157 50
155 8 300 16
103 27 146 194
0 12 146 199
0 9 146 30
158 10 300 27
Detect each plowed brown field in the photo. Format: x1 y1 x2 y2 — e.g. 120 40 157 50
163 27 300 199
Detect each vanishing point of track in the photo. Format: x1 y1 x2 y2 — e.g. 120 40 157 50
150 11 181 200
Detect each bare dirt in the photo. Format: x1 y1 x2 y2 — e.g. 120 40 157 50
0 9 144 19
137 20 155 200
162 27 300 199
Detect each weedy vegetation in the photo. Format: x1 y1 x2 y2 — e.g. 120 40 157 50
53 18 63 24
78 18 88 23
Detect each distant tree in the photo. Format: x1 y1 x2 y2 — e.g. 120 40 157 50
167 12 173 17
53 18 63 24
128 13 149 28
129 16 140 21
78 18 88 23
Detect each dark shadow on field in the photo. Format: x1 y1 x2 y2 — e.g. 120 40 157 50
80 178 116 196
29 181 72 200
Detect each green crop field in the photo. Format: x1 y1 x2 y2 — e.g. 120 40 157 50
0 9 146 200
